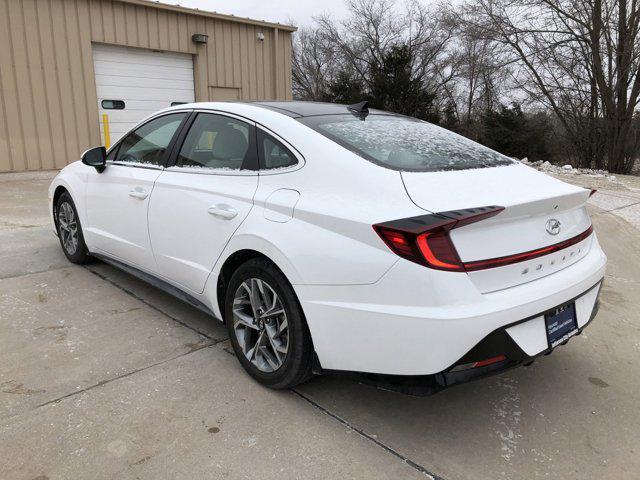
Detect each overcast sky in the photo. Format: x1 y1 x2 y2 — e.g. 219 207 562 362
158 0 351 27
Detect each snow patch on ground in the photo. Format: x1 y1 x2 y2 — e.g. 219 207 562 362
519 158 618 183
492 376 522 462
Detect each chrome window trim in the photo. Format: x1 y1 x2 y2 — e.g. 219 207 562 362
102 107 306 174
106 161 165 170
164 166 259 176
190 108 257 125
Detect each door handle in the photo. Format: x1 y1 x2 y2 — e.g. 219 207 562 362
208 204 238 220
128 188 148 200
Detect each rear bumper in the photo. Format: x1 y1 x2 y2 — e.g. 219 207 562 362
295 234 606 376
342 289 601 396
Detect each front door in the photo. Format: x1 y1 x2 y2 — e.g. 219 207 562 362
148 112 259 293
84 112 188 272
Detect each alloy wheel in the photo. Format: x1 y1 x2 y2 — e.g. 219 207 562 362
58 202 78 255
232 278 289 372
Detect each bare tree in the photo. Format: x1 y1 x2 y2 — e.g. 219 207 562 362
318 0 455 91
291 0 457 112
292 27 337 101
444 19 511 139
465 0 640 173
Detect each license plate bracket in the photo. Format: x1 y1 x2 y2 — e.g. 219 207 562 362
545 302 578 348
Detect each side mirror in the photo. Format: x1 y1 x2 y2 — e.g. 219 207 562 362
81 146 107 173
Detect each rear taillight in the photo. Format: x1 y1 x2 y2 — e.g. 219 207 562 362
416 232 463 271
374 206 594 272
373 206 504 272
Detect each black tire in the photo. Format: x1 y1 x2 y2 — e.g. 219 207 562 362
55 192 92 264
225 258 314 389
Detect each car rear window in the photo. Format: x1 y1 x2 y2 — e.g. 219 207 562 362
298 115 515 172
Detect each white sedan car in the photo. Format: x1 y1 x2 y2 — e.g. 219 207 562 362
49 101 606 394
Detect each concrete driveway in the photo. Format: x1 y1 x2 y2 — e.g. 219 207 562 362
1 171 639 480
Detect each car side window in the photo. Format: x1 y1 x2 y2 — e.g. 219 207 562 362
115 113 187 167
177 113 254 170
259 132 297 170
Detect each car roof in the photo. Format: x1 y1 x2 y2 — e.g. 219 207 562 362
155 101 401 125
249 101 394 118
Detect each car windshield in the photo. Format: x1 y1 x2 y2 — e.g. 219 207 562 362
298 114 515 172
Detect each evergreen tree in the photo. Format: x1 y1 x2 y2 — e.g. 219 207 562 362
482 103 550 160
369 44 440 123
324 70 365 105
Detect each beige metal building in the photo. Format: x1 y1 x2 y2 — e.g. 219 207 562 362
0 0 295 172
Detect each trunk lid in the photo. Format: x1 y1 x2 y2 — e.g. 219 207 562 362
401 163 594 292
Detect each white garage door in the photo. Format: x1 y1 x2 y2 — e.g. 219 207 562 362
93 44 195 146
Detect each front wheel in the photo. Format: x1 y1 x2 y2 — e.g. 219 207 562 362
55 192 92 264
225 258 314 389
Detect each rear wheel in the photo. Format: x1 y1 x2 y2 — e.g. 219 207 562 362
225 258 314 389
56 192 91 264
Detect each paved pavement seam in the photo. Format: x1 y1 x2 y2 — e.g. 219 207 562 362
84 265 228 342
0 222 47 230
593 199 640 215
591 190 640 200
291 389 444 480
84 263 443 479
206 317 443 478
0 265 69 281
1 341 223 423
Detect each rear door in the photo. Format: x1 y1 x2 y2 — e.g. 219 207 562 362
84 112 188 272
147 112 259 293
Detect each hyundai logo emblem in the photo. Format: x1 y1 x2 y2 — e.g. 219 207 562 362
546 218 561 235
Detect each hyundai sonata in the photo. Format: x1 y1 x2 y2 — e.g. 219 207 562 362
49 101 606 393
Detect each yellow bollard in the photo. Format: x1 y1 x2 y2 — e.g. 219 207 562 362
102 113 111 149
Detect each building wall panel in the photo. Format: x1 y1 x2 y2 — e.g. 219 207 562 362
99 1 114 44
124 3 138 45
135 6 148 48
178 13 188 53
23 0 50 170
88 0 103 44
67 0 94 155
284 33 293 100
78 0 102 149
113 1 127 44
51 0 83 166
0 0 20 172
38 0 70 165
6 0 35 171
0 0 295 172
147 7 159 48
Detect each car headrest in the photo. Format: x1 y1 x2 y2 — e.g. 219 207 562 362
211 127 247 160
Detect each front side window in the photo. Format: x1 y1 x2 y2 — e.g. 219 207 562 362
116 113 187 167
298 115 515 172
105 145 118 161
177 113 253 170
259 132 297 170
